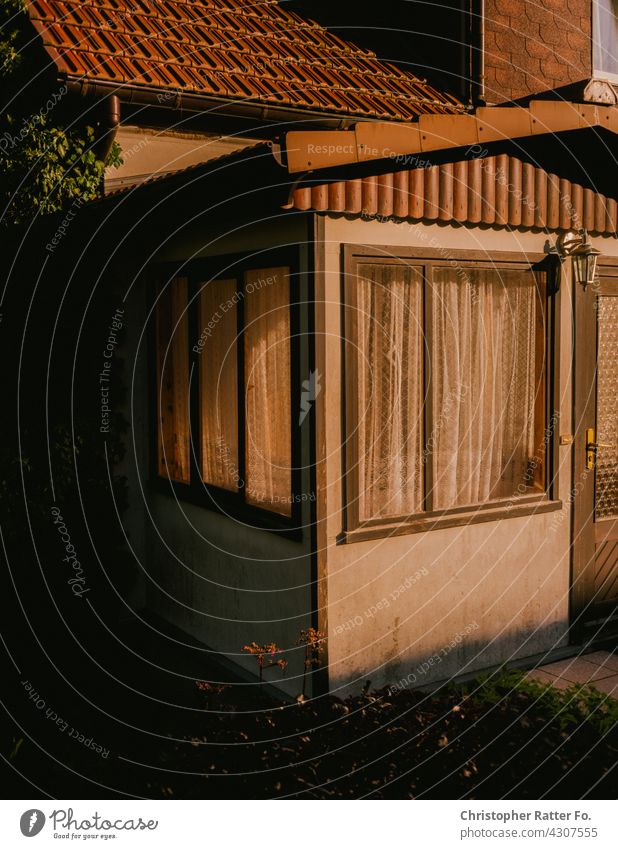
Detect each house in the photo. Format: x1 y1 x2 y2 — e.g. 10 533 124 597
11 0 618 698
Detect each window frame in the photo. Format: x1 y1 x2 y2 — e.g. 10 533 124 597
341 245 562 543
149 248 304 539
592 0 618 81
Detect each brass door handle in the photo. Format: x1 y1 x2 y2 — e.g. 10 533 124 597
586 427 614 468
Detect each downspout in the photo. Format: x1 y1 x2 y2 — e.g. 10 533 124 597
459 0 469 105
97 94 121 161
475 0 486 105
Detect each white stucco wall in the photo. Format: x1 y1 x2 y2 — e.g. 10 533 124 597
317 215 618 695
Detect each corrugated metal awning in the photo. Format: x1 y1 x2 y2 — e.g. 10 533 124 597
290 154 618 235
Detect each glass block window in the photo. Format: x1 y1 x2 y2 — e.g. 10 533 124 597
595 295 618 519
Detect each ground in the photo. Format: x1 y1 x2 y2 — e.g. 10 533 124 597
3 622 617 799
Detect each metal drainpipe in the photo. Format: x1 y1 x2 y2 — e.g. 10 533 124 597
98 94 121 161
477 0 486 105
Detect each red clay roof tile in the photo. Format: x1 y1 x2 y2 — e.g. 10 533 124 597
26 0 463 120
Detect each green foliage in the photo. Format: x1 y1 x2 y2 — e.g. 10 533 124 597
1 425 79 536
0 0 122 227
9 736 23 761
459 667 618 737
0 416 128 548
0 0 24 72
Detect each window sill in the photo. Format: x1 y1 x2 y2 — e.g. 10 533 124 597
339 497 563 545
591 71 618 84
148 477 304 541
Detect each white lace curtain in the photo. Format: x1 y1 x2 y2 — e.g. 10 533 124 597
356 263 424 521
200 278 239 492
156 277 190 483
354 263 539 519
431 267 537 508
198 268 291 513
244 267 292 516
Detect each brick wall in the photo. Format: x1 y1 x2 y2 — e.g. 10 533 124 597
483 0 592 102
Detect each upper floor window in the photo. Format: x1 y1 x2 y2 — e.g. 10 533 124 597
594 0 618 77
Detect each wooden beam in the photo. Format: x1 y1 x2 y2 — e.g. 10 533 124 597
283 101 617 174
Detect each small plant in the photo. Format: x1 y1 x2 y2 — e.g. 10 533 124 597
9 736 23 761
195 680 229 707
297 627 327 697
195 681 228 694
242 642 288 682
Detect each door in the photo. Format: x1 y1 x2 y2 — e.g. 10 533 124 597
572 262 618 639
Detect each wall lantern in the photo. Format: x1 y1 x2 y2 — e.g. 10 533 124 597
556 229 601 291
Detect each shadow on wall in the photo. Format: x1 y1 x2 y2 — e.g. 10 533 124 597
329 621 571 698
136 494 314 697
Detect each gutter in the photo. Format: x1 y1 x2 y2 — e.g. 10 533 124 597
63 77 374 131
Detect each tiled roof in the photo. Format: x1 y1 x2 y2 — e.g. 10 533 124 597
26 0 463 121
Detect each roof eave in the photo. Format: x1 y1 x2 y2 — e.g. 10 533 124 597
283 101 618 173
62 76 367 130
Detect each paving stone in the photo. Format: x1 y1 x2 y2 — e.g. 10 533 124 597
590 674 618 697
534 657 615 684
580 651 618 674
525 669 560 686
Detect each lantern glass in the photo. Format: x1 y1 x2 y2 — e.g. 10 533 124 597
572 251 586 287
587 250 599 285
572 236 600 287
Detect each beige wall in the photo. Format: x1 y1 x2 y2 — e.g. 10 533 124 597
121 202 618 697
316 215 618 695
105 127 260 193
121 215 315 696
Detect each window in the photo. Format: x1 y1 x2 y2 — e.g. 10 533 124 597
593 0 618 78
155 276 190 484
199 278 239 492
344 249 551 536
354 262 424 521
243 268 292 513
154 260 296 523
